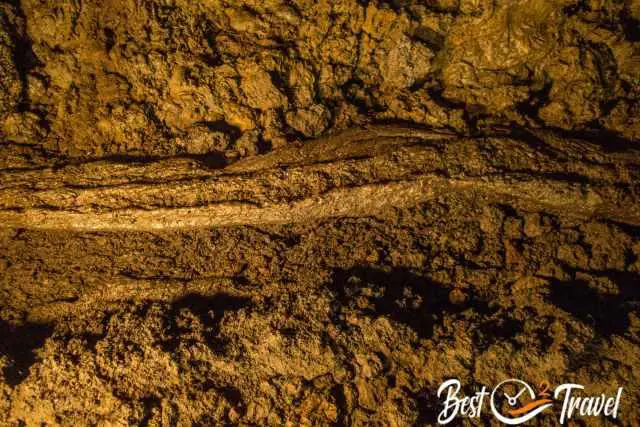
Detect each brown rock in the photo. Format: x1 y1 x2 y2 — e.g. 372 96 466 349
286 104 331 137
240 62 288 111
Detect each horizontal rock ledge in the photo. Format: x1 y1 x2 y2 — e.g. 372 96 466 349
0 126 638 230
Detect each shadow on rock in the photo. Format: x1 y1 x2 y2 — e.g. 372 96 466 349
548 271 640 338
330 267 470 339
0 319 54 386
160 293 251 353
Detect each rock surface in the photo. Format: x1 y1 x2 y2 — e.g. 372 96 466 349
0 0 638 158
0 0 639 425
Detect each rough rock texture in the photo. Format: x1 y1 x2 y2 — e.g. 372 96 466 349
1 0 639 157
0 0 639 425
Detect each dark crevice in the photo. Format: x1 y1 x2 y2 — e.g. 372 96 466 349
194 120 241 141
515 78 553 125
541 126 640 153
621 15 640 41
50 151 230 171
2 1 41 112
563 0 590 17
412 26 445 52
141 102 174 140
424 80 473 133
0 319 54 386
256 132 272 155
425 80 466 111
268 70 296 106
495 124 567 159
587 42 618 92
139 395 162 427
104 27 116 52
330 384 352 426
342 77 386 117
